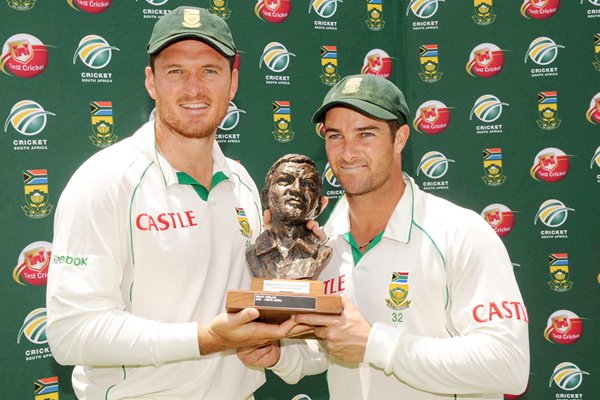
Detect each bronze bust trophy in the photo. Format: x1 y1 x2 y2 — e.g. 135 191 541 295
226 154 340 325
247 154 332 280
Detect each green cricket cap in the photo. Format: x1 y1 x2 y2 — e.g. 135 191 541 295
147 6 236 57
312 74 410 125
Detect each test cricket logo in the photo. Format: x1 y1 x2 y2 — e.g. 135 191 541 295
67 0 112 13
236 208 253 238
6 0 36 11
90 101 117 148
520 0 559 20
1 33 49 78
537 91 561 129
530 148 570 182
549 362 589 392
366 0 385 31
34 376 59 400
594 33 600 70
417 151 454 179
22 169 53 219
361 49 392 78
260 42 295 73
320 45 340 85
4 100 55 136
535 199 574 228
12 241 52 286
544 310 583 344
208 0 231 19
482 148 506 186
255 0 291 24
481 204 514 237
466 43 504 78
272 101 295 143
418 44 442 83
73 35 119 69
413 100 450 135
385 272 411 311
472 0 496 25
17 308 47 345
547 253 573 292
585 92 600 125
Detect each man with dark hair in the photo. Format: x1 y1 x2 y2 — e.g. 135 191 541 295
46 7 298 399
239 74 530 399
247 154 331 280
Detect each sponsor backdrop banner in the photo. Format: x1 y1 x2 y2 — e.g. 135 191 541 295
0 1 597 399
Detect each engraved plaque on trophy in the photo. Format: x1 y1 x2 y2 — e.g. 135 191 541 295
226 154 342 324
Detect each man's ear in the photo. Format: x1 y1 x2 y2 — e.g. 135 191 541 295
394 124 410 154
145 66 157 100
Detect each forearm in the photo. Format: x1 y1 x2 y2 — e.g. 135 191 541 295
270 338 328 384
47 308 199 367
364 322 529 395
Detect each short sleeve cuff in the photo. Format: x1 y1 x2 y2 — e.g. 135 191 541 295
364 322 404 372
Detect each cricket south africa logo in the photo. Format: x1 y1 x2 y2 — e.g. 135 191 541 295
219 101 246 131
67 0 112 13
585 92 600 125
260 42 295 72
525 36 564 66
544 310 583 344
17 308 47 344
208 0 232 19
418 44 442 83
320 45 340 85
73 35 119 69
470 94 508 134
361 48 392 78
481 204 514 237
547 253 573 292
520 0 560 20
537 91 561 129
549 362 589 391
366 0 385 31
413 100 450 134
1 33 49 78
466 43 504 78
417 151 454 179
90 101 117 148
472 0 496 25
535 199 573 227
530 148 570 182
385 272 411 311
272 101 294 143
309 0 342 19
255 0 291 23
482 148 506 186
407 0 443 19
12 241 52 286
4 100 55 136
22 169 53 219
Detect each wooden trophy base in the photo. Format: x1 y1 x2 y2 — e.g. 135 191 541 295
226 278 342 324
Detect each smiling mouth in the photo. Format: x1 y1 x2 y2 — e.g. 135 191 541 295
180 102 209 110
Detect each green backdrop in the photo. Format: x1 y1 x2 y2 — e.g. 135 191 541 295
1 1 598 399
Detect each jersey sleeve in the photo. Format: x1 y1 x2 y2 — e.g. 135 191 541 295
46 165 200 367
363 211 529 395
270 338 329 384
